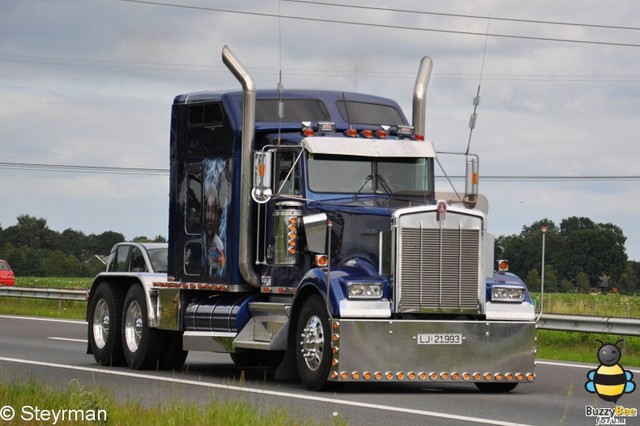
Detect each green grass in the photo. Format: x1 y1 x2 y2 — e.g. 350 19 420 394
0 378 341 426
15 277 92 289
532 292 640 317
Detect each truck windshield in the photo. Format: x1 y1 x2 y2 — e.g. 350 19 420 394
307 154 433 195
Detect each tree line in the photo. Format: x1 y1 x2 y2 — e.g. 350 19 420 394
496 216 640 295
1 214 639 293
0 214 165 277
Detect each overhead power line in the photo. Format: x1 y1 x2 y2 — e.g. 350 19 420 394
119 0 640 48
1 161 638 182
0 161 168 176
284 0 640 32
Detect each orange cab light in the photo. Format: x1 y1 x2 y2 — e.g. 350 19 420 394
288 248 296 255
302 127 314 137
332 359 339 367
497 260 509 272
345 128 358 137
415 134 425 141
515 373 524 381
376 130 388 139
361 129 374 139
315 254 328 267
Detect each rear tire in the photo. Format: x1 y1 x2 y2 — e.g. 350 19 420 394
122 285 162 370
88 282 125 366
295 295 333 391
160 331 188 370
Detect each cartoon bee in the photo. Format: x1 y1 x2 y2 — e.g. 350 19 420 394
585 339 636 403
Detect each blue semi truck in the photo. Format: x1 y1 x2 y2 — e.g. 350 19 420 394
87 46 536 391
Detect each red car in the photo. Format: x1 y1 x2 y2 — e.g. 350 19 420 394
0 260 15 286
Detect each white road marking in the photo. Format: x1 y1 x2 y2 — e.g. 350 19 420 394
0 356 532 426
0 315 85 325
47 337 87 343
537 359 640 374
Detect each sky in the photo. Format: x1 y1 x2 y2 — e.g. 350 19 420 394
1 0 640 261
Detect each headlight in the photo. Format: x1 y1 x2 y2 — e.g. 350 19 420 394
491 286 524 303
346 282 383 299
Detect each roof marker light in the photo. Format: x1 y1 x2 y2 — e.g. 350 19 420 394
345 128 358 138
361 129 374 139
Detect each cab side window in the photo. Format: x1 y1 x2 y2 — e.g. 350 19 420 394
274 151 300 195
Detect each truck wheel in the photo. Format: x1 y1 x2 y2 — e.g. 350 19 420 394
160 330 188 370
475 382 518 393
88 282 125 366
122 285 162 370
295 295 332 391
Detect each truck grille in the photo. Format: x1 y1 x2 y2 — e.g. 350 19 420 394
398 227 480 313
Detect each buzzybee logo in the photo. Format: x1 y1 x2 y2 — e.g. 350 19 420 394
585 339 636 403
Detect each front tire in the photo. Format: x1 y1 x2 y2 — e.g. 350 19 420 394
295 295 333 391
88 282 125 366
122 285 162 370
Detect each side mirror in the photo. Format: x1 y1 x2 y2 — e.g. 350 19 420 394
252 151 272 203
464 155 479 208
302 213 328 254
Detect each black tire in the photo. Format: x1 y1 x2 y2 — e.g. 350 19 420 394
295 295 333 391
475 382 518 393
160 331 188 370
88 282 125 366
122 285 162 370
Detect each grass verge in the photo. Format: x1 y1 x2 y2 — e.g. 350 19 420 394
0 378 340 425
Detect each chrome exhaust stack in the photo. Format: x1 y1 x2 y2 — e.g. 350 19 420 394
412 56 433 138
222 45 260 287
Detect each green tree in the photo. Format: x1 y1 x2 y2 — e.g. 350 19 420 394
575 272 591 293
554 217 627 284
495 219 558 281
525 269 540 292
618 263 639 295
44 250 83 277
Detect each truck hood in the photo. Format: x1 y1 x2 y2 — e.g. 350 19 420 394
308 194 433 217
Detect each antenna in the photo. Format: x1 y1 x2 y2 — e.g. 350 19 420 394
277 0 284 145
465 18 490 155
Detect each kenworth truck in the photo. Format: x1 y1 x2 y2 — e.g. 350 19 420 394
87 46 536 391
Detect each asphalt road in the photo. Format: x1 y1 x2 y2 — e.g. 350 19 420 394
0 315 638 426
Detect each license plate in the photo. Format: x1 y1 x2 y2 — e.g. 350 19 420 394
417 333 463 345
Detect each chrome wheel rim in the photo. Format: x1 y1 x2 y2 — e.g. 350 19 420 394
92 299 109 349
124 300 143 353
300 315 324 371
